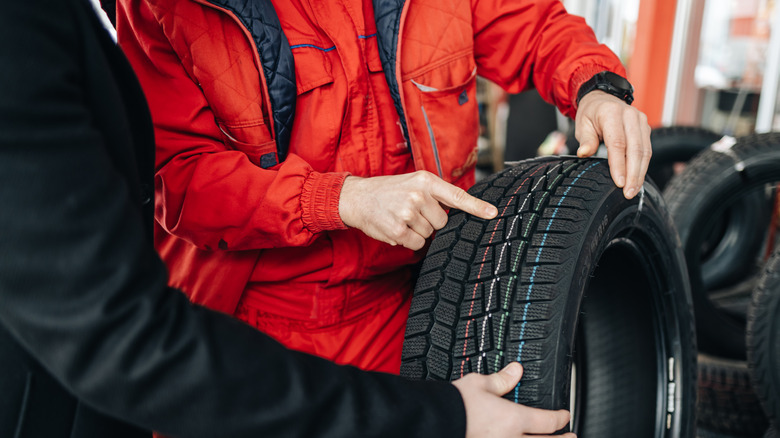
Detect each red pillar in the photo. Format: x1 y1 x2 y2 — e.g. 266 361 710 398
628 0 678 127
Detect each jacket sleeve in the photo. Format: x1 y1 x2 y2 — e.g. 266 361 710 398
115 0 347 252
471 0 627 119
0 1 466 437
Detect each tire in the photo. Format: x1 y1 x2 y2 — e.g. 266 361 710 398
401 157 697 438
697 354 768 436
664 133 780 359
748 249 780 430
648 126 722 190
766 427 779 438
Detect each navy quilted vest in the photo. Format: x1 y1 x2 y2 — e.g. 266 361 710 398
206 0 409 168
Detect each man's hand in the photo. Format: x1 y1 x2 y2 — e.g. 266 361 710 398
575 90 652 199
339 171 498 250
453 363 576 438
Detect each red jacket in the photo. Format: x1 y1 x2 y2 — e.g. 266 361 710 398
117 0 624 371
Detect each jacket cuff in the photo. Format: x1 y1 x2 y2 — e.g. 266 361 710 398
301 171 350 233
568 63 627 117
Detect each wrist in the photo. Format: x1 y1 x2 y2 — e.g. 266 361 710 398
301 171 350 233
576 71 634 106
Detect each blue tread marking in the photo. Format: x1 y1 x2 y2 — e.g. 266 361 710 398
513 161 600 402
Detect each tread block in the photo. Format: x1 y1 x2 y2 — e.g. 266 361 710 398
428 347 452 380
442 211 466 233
408 290 437 315
513 192 535 215
400 360 425 379
507 340 543 362
452 358 473 378
430 323 454 350
529 232 580 249
460 296 485 319
435 300 458 327
419 251 449 276
548 195 587 210
480 282 503 313
454 334 478 357
402 336 429 360
511 283 558 301
483 187 506 202
493 246 510 275
520 213 539 239
538 217 584 234
438 279 463 303
532 191 551 212
428 230 457 255
480 229 504 247
507 241 528 272
469 262 493 282
493 176 516 188
473 316 494 352
508 320 548 342
510 301 550 322
460 221 485 242
519 264 560 284
524 247 564 265
415 271 442 293
452 240 477 261
446 259 470 282
406 313 434 337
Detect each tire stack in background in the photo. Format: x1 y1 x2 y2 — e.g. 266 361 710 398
660 129 780 438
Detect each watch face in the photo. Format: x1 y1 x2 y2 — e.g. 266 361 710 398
604 71 633 92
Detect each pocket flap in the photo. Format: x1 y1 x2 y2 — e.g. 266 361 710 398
291 45 335 94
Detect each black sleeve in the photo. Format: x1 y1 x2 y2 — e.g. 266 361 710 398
0 1 466 437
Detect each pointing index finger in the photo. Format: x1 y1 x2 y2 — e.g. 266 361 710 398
430 178 497 220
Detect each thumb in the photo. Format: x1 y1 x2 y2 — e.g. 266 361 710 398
486 362 524 396
576 125 600 158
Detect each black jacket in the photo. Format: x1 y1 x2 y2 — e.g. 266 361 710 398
0 0 466 436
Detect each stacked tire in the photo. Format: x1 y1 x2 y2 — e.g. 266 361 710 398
748 249 780 437
400 156 697 437
663 132 780 437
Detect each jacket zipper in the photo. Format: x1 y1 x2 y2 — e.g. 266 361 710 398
419 104 443 178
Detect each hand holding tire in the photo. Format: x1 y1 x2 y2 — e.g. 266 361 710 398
338 171 498 250
575 90 652 199
453 363 575 438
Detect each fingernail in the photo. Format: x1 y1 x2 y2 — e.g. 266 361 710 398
617 176 626 188
625 187 636 199
576 146 584 157
503 362 522 379
486 205 498 218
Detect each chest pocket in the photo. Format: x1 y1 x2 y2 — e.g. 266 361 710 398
292 46 335 94
404 53 479 184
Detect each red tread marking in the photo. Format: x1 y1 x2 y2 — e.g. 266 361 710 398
459 165 545 377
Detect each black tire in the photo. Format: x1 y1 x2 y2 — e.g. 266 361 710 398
697 354 768 436
748 249 780 430
401 157 697 438
664 133 780 359
697 429 756 438
648 126 723 190
765 427 779 438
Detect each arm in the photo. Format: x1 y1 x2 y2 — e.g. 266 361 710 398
116 0 347 252
471 0 623 118
472 0 651 199
0 2 464 436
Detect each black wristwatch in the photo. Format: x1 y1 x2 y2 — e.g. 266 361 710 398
576 71 634 106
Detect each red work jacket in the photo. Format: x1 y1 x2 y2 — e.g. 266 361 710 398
117 0 624 372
